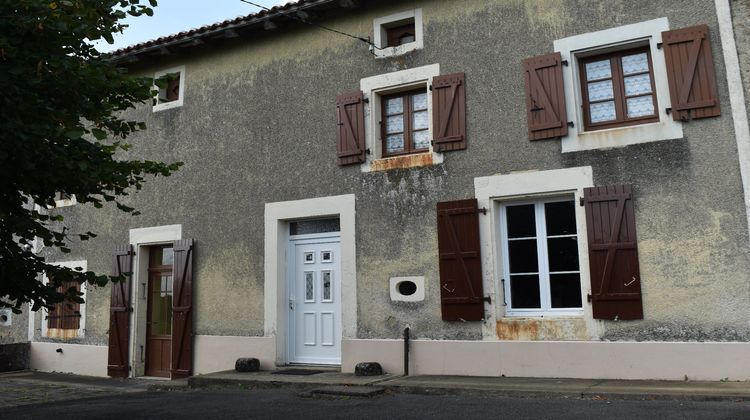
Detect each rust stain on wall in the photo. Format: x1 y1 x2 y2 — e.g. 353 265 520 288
496 318 590 340
370 153 433 172
496 318 540 340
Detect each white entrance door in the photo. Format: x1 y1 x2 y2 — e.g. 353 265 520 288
288 234 342 364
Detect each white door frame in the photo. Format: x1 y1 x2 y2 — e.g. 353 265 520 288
264 194 356 366
287 232 342 364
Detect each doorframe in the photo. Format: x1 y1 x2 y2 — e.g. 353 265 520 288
264 194 356 366
129 224 182 378
286 232 342 365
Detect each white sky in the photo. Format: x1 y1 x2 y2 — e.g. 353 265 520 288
97 0 290 52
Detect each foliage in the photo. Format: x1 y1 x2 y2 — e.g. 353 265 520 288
0 0 182 312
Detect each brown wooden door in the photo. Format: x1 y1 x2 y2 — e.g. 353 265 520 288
145 246 174 377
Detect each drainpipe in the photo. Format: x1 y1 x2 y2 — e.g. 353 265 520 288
403 327 410 376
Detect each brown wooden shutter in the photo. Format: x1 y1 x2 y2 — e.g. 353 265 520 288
432 72 467 152
52 281 81 330
336 91 366 166
662 25 720 121
583 185 643 320
108 244 133 378
522 52 568 140
171 238 194 379
436 199 485 321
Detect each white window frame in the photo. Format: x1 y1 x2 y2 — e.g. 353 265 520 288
359 64 443 172
153 65 185 112
499 197 583 317
54 193 77 208
41 260 87 339
372 9 423 59
554 18 683 153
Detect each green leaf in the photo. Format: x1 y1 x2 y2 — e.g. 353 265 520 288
65 129 84 139
91 128 107 140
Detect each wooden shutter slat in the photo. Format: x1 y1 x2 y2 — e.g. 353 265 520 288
171 238 194 379
662 25 720 121
523 52 568 140
437 198 484 321
432 72 467 152
107 244 133 378
584 185 644 320
336 91 366 166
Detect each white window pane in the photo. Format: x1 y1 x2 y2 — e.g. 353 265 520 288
385 97 403 114
412 110 428 130
626 95 655 118
305 272 314 301
621 52 649 75
386 115 403 134
587 80 614 101
624 74 653 96
386 134 404 153
590 101 616 123
412 130 429 150
585 59 611 81
411 92 427 110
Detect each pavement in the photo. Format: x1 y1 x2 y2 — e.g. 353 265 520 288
1 368 749 409
189 369 750 402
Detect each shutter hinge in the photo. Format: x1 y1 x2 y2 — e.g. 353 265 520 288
587 294 593 302
365 148 371 155
363 97 369 104
665 107 672 115
483 295 492 304
579 197 585 207
561 59 569 66
567 121 574 128
657 42 663 49
429 84 433 91
477 207 487 215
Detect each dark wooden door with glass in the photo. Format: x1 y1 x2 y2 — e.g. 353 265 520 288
146 245 174 377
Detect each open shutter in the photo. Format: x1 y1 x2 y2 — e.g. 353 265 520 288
336 91 366 166
171 238 194 379
584 185 643 320
108 244 133 378
437 199 485 321
662 25 720 121
432 72 466 152
522 52 568 140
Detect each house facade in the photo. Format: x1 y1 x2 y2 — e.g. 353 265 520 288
5 0 750 380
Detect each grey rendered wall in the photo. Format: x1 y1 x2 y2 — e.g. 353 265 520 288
42 0 750 345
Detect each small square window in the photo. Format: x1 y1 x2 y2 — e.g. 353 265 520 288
321 250 333 263
386 22 416 47
381 88 429 157
372 9 423 58
153 65 185 112
303 251 315 264
579 47 658 131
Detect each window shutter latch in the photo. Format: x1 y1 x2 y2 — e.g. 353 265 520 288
483 295 492 304
567 121 575 128
579 197 585 207
477 207 488 215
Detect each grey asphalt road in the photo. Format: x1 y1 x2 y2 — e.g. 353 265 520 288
2 389 749 420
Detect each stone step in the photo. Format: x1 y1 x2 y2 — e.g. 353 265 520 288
303 385 386 398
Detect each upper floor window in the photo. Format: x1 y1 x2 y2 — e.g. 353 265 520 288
153 65 185 112
381 89 429 157
579 47 658 131
386 22 416 47
372 9 423 58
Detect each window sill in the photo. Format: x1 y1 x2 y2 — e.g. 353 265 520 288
374 41 420 59
561 119 682 153
502 311 584 318
369 153 434 172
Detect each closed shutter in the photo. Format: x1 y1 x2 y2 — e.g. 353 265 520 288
171 239 194 379
583 185 643 320
432 72 466 152
108 244 133 378
336 91 366 166
662 25 720 121
436 199 485 321
522 52 568 140
48 281 81 330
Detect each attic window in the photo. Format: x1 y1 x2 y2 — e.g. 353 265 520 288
373 9 423 58
153 65 185 112
386 22 416 47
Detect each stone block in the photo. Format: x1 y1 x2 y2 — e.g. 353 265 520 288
235 357 260 372
354 362 383 376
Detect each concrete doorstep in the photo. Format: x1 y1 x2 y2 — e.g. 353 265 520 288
188 370 750 402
